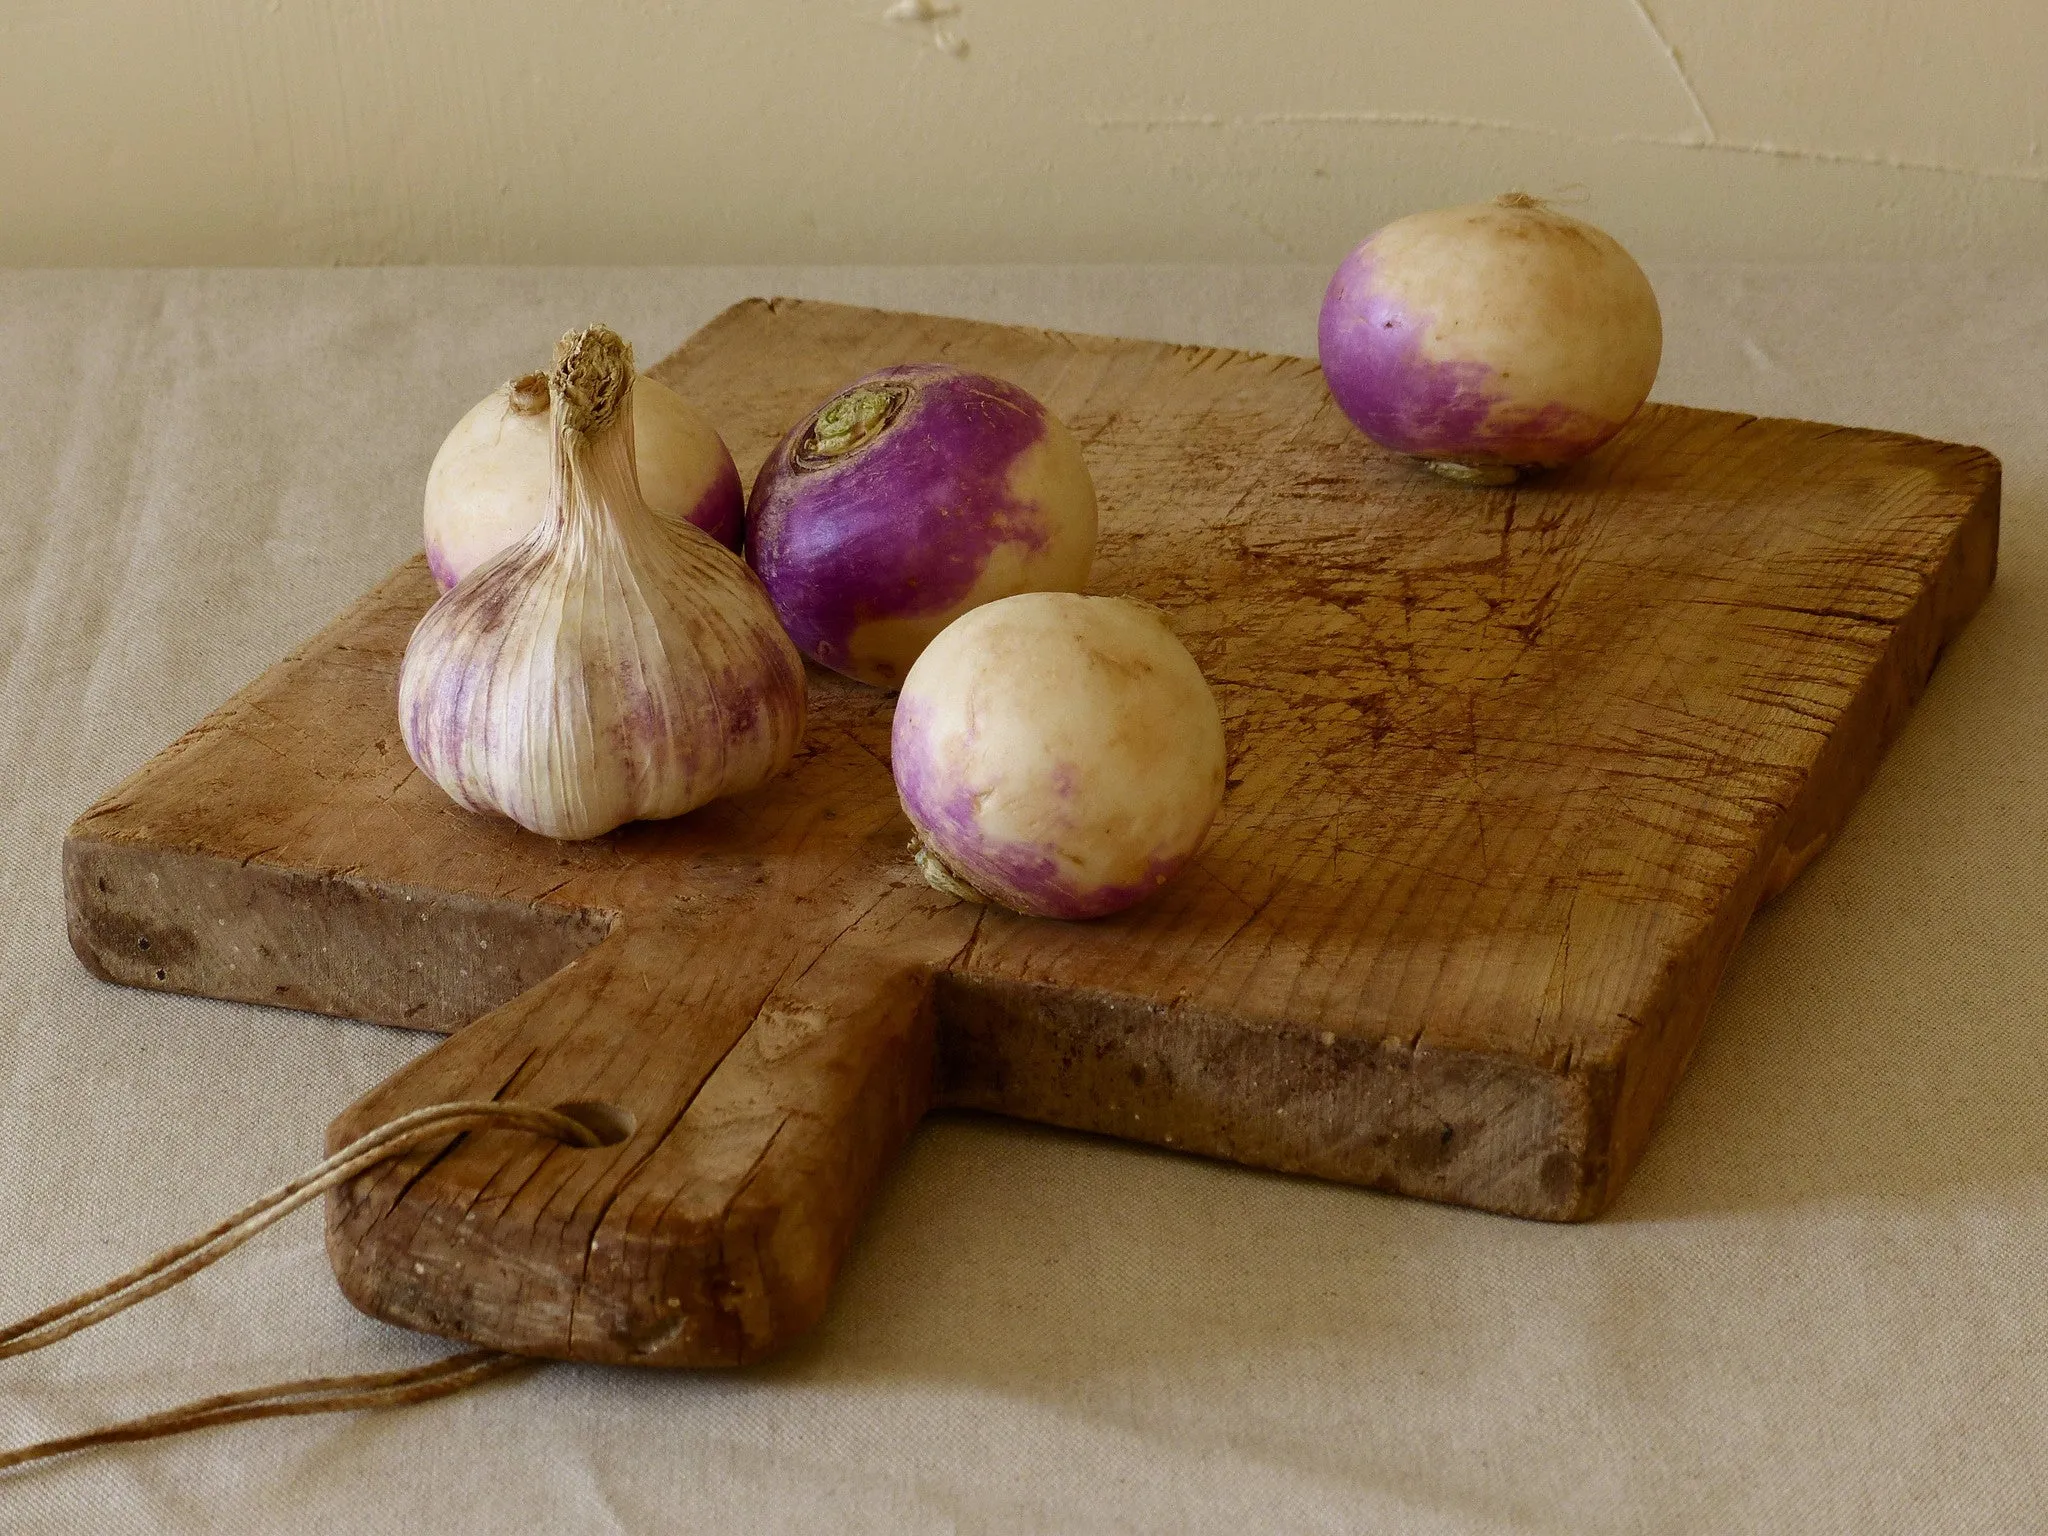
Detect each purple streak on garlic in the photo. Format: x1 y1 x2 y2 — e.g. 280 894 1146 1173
891 592 1226 920
1318 194 1662 483
400 326 806 841
424 363 744 592
746 364 1097 689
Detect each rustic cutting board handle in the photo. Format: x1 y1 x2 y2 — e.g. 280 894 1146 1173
324 913 941 1367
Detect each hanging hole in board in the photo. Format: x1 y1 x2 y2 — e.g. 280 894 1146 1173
551 1100 635 1146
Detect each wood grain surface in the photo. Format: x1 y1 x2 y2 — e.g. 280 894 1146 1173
64 299 1998 1366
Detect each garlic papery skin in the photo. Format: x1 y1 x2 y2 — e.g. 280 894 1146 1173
423 364 745 591
400 326 806 841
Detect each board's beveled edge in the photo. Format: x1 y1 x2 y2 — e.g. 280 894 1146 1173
1587 435 2000 1213
64 832 617 1033
933 971 1609 1220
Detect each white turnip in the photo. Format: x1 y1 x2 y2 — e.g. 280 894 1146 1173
892 593 1225 920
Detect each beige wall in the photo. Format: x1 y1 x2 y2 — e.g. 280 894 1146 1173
3 0 2041 266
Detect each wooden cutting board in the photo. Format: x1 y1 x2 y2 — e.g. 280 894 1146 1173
64 299 1997 1368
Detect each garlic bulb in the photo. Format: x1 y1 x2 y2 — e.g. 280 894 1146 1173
399 325 806 840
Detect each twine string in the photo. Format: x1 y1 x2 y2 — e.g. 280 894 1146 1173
0 1100 598 1474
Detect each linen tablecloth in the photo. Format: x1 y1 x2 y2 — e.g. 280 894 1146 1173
0 265 2042 1533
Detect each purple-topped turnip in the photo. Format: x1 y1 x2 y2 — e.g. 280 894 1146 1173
747 364 1097 687
1318 193 1662 485
892 592 1225 920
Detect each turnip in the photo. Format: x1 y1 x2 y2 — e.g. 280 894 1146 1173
424 368 743 591
747 364 1096 688
1318 193 1662 485
892 593 1225 920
